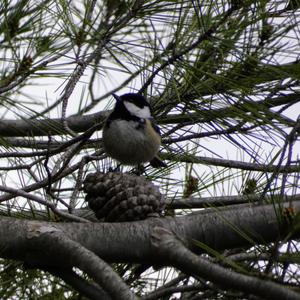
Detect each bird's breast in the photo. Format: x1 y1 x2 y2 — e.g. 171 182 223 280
103 119 161 165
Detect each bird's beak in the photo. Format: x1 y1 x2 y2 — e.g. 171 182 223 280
112 93 121 103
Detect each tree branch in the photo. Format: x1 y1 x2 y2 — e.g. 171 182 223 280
161 152 300 173
0 91 298 137
0 200 299 265
0 186 89 223
167 193 300 209
149 227 300 300
0 111 107 137
3 193 299 221
26 224 137 300
44 267 111 300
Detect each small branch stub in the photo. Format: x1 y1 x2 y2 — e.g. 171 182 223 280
83 172 165 222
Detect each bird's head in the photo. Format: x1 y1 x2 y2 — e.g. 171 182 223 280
112 93 152 119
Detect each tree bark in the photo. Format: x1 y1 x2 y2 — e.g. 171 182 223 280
0 201 298 266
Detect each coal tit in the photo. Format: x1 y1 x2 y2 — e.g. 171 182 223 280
102 93 166 168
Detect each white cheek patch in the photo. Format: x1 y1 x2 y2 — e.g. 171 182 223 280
124 101 151 118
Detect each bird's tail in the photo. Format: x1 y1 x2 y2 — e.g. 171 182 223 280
150 156 167 168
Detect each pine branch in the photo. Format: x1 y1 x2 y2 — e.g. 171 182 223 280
149 227 300 300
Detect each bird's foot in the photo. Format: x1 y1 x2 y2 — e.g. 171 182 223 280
108 164 122 173
132 164 145 176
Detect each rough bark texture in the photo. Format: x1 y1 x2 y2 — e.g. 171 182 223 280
0 201 298 266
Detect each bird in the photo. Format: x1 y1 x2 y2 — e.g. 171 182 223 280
102 92 166 169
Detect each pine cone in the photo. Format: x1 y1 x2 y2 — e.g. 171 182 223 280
83 172 165 222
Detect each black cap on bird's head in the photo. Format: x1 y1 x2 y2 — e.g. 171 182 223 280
112 93 151 119
112 93 149 107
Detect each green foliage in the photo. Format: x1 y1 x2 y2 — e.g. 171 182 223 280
0 261 78 299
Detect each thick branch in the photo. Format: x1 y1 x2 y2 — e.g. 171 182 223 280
26 225 137 300
0 201 299 265
149 227 300 300
0 111 108 137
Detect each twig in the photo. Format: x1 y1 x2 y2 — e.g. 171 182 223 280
142 284 201 300
69 155 89 213
161 152 300 173
0 185 90 223
0 49 70 94
139 7 235 93
58 0 146 135
258 116 300 203
0 153 102 203
44 135 53 194
163 123 256 144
